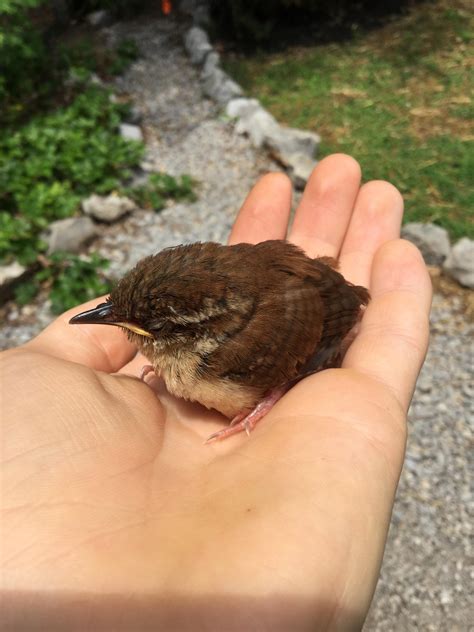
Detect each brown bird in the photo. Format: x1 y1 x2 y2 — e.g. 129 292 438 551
70 240 369 442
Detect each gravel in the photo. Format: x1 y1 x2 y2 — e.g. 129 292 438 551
364 287 473 631
1 13 472 630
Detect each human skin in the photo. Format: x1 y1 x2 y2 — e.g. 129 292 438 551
0 154 432 631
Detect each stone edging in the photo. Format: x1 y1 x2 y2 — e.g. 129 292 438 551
181 16 473 289
183 25 320 191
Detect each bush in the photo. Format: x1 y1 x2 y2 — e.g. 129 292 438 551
124 173 197 211
0 87 144 264
66 0 152 19
210 0 413 45
0 0 49 114
15 252 113 313
0 1 142 124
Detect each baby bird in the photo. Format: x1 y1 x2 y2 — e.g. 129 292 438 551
70 240 369 442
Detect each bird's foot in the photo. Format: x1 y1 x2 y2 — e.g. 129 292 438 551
140 365 155 382
205 387 286 444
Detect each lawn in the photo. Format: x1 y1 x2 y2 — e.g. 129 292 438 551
223 0 473 239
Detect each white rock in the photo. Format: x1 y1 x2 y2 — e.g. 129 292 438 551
286 153 317 189
234 104 320 162
127 105 143 125
265 125 321 165
89 73 103 86
44 217 98 254
226 97 261 120
184 27 212 65
202 67 243 106
443 237 474 288
235 106 279 147
139 161 155 172
402 222 451 265
440 588 453 605
119 123 144 142
82 194 137 223
86 10 112 28
0 261 27 286
200 51 220 81
193 4 211 28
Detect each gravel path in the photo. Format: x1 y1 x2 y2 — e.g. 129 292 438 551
1 14 472 631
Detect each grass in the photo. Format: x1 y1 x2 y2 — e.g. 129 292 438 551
223 0 474 239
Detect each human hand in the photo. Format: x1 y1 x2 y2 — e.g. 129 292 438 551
1 154 431 631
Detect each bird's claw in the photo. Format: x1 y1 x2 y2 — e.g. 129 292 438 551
140 365 155 381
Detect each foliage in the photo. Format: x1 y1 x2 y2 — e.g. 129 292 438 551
0 0 49 112
60 36 139 80
125 173 197 211
109 38 139 75
0 2 197 315
14 252 113 314
66 0 153 19
223 0 473 238
0 87 144 264
209 0 412 45
0 0 141 124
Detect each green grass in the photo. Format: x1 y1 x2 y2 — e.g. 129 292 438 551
223 0 474 239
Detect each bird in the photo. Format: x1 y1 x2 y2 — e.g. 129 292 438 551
70 240 370 443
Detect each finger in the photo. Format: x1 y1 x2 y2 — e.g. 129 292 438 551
339 181 404 286
25 297 137 373
289 154 361 258
228 172 292 245
343 239 432 411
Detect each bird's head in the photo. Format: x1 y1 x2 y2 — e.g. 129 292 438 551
69 245 253 354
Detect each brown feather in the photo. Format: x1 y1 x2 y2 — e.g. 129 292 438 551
107 240 370 417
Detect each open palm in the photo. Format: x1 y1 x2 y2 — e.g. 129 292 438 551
1 155 431 631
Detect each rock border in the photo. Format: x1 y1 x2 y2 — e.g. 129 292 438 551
181 12 473 289
183 24 320 192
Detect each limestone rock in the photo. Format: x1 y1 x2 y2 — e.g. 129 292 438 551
234 104 320 163
443 237 474 288
200 51 220 81
226 98 261 120
402 223 451 266
82 194 137 223
127 105 143 125
235 106 279 148
44 217 98 254
119 123 144 142
193 4 211 28
265 125 320 165
0 261 27 286
184 27 212 65
286 153 317 189
202 66 243 106
86 10 112 28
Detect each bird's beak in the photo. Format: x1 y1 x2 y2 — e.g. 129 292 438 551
69 302 116 326
69 302 153 338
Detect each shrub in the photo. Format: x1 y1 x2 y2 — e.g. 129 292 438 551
210 0 413 46
0 0 49 115
124 173 197 211
66 0 153 19
14 252 113 313
0 87 144 264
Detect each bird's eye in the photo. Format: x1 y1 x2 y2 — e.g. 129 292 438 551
149 320 165 332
